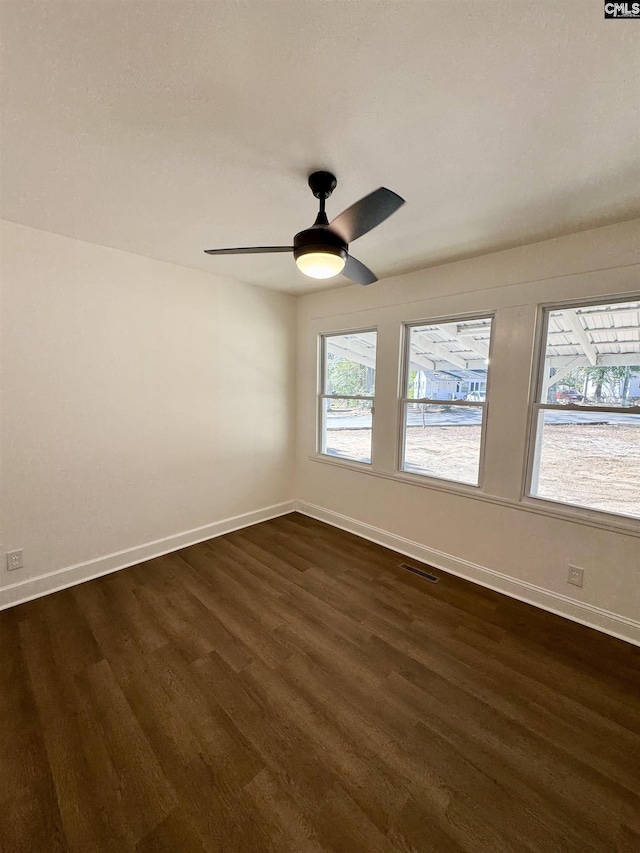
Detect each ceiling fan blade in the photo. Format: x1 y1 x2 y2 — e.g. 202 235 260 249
204 246 293 255
329 187 404 244
342 254 378 286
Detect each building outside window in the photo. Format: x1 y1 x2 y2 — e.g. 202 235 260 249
400 316 493 486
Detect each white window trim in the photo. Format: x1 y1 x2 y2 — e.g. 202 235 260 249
318 327 377 464
307 451 640 538
398 314 495 489
308 289 640 538
524 295 640 521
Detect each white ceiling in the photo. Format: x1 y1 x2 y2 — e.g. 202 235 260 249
1 1 638 294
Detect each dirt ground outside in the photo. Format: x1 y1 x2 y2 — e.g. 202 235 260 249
325 423 640 519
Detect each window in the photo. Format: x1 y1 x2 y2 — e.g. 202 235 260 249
400 317 493 485
529 298 640 520
320 330 377 464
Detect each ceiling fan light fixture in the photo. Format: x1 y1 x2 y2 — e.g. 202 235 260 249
204 171 404 287
295 247 346 279
293 224 348 280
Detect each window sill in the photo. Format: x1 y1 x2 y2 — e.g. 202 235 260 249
307 453 640 538
317 452 372 468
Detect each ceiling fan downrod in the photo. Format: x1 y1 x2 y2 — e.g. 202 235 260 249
308 171 337 227
294 172 347 276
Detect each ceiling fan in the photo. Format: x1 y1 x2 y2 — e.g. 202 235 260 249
204 171 404 285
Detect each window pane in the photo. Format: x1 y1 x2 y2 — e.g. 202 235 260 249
531 411 640 519
324 331 376 396
406 318 491 401
540 300 640 406
322 398 373 464
402 403 483 485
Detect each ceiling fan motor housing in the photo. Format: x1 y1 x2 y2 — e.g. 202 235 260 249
293 226 348 264
308 170 337 200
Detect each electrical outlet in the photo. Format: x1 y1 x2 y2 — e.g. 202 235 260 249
7 549 23 571
568 565 584 588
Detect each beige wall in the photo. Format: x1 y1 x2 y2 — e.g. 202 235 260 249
2 217 638 643
0 221 296 604
296 220 640 643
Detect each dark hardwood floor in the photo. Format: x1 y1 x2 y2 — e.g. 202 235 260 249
1 512 639 852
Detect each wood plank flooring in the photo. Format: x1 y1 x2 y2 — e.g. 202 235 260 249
1 512 639 852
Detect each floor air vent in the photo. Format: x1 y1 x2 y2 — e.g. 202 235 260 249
399 563 439 583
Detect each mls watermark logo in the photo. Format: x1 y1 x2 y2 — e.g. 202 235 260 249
604 2 640 17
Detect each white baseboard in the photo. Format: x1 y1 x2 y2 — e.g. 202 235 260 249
5 497 638 647
295 500 640 647
0 501 295 611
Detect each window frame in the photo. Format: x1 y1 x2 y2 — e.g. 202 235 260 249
398 313 495 488
318 327 377 465
524 295 640 520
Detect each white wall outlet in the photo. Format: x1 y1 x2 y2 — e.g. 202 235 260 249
568 565 584 588
7 549 24 571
